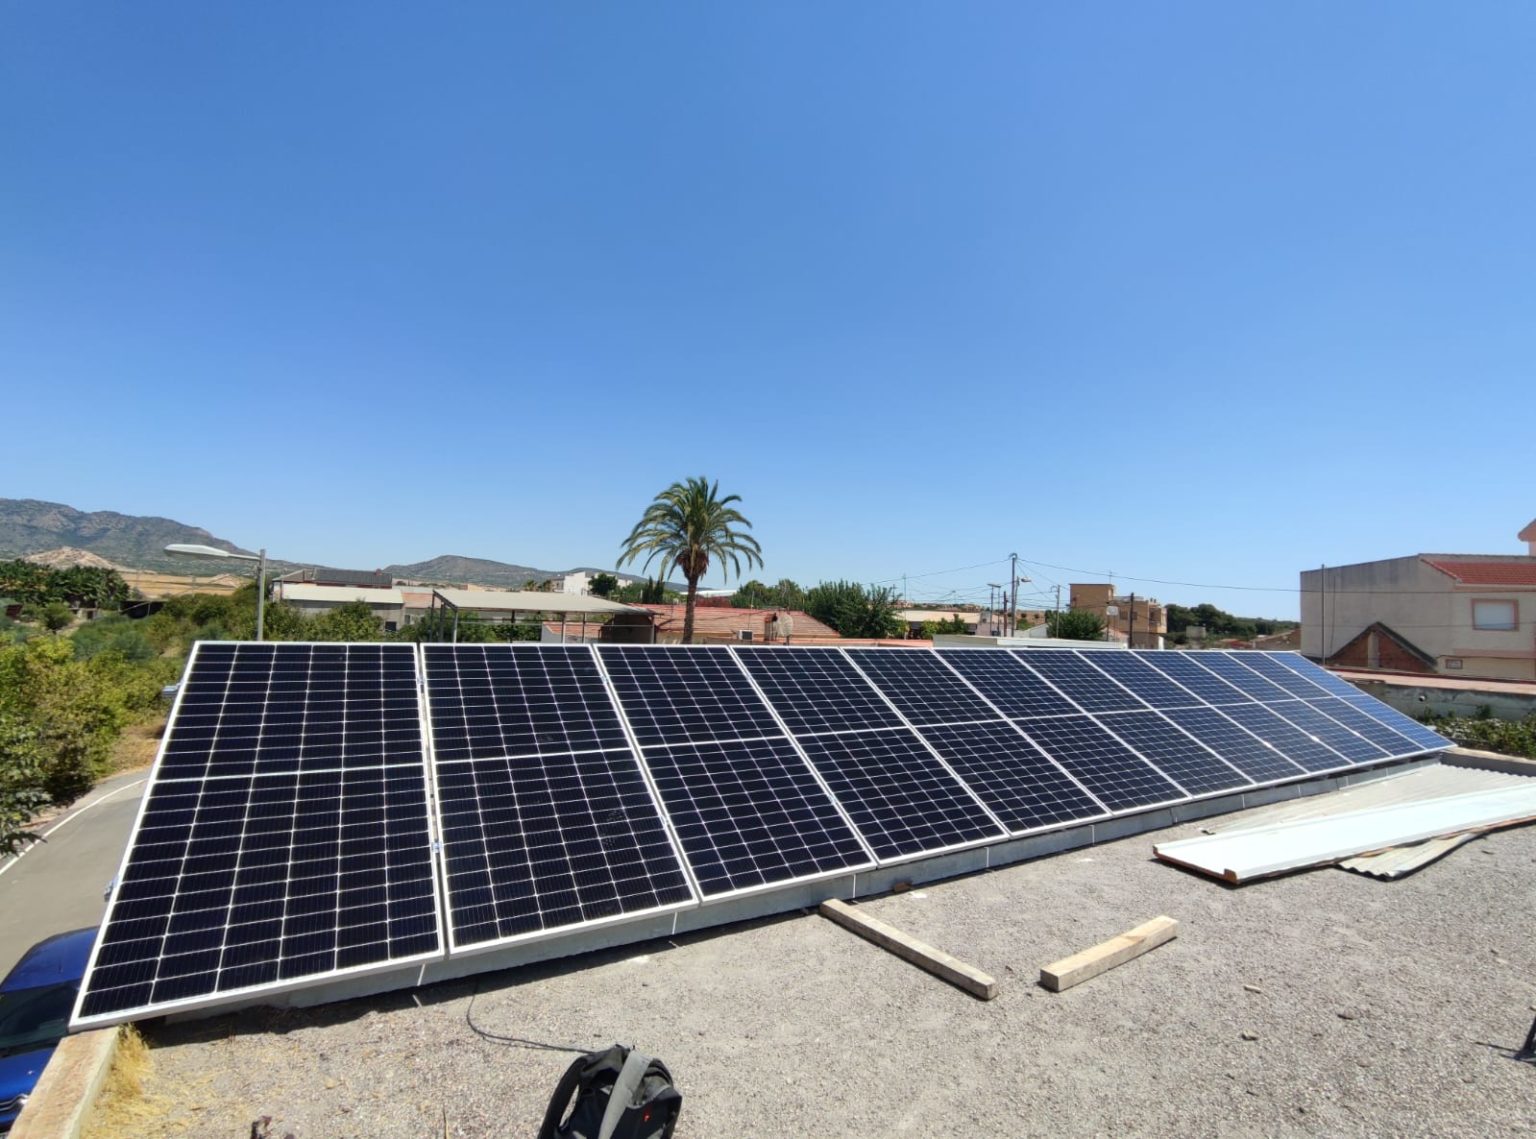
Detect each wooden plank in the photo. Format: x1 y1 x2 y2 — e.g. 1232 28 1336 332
818 899 997 1000
1039 915 1178 992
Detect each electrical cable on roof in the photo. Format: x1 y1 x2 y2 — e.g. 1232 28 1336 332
463 978 591 1054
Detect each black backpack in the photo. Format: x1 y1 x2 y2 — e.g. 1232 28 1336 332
536 1045 682 1139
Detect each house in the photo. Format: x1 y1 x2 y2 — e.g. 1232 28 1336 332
276 566 394 589
1300 522 1536 681
637 604 840 644
1068 584 1166 648
273 583 407 632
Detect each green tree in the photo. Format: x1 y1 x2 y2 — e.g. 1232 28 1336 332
618 476 763 644
805 580 904 639
1046 608 1107 641
40 601 73 634
308 600 384 642
588 573 619 598
0 713 50 856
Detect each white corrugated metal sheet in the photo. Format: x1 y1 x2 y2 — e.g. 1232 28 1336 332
1206 764 1531 836
1338 833 1479 879
1155 763 1536 883
276 584 405 605
431 588 645 615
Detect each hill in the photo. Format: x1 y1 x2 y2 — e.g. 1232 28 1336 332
384 554 562 588
0 499 683 589
0 499 254 573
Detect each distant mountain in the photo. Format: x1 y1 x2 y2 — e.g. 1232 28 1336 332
0 499 255 573
0 499 686 590
385 554 562 589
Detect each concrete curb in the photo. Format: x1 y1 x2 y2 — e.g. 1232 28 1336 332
9 1028 120 1139
1444 745 1536 777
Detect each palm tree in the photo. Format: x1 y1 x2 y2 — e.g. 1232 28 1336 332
618 477 763 644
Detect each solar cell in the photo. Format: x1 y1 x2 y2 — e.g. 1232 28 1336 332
1093 710 1251 794
843 649 999 725
1338 695 1450 752
795 730 1005 859
936 649 1079 718
916 721 1106 832
1264 699 1390 764
77 765 439 1024
1083 652 1207 709
733 647 901 735
1183 653 1295 701
1010 651 1150 713
597 646 781 747
641 738 872 896
422 644 630 762
1300 697 1425 756
1013 714 1185 810
1160 706 1307 782
434 752 694 949
1135 653 1255 705
1214 702 1348 772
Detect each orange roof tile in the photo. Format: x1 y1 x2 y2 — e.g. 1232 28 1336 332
1421 557 1536 587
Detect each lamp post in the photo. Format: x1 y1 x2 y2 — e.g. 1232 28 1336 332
165 543 269 641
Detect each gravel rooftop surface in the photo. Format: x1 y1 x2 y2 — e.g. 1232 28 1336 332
99 808 1536 1138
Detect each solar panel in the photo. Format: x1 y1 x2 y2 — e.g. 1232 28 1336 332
842 648 999 725
640 738 872 896
1076 652 1205 710
598 647 781 747
1338 694 1452 752
422 644 630 762
433 753 694 949
1182 652 1295 701
1092 710 1252 794
1299 697 1426 755
1263 700 1390 764
1213 702 1349 772
733 647 902 735
915 721 1107 832
1224 651 1333 700
75 643 442 1027
937 649 1079 718
1135 652 1255 705
795 730 1005 859
1013 714 1186 809
1160 705 1307 782
1269 654 1364 697
1011 651 1150 713
162 642 424 778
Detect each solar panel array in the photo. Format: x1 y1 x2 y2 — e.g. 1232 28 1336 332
75 643 1447 1027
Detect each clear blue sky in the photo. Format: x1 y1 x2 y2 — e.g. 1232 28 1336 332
4 4 1533 617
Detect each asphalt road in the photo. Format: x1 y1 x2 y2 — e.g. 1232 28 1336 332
0 769 149 980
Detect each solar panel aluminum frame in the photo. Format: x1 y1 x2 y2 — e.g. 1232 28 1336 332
71 642 448 1031
593 645 879 901
422 645 700 959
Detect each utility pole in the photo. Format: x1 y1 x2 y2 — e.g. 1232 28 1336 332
1008 552 1018 638
1129 592 1136 648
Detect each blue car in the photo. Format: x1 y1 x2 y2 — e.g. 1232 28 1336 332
0 929 95 1132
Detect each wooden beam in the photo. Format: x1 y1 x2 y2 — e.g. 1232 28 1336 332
1039 915 1178 993
819 899 998 1000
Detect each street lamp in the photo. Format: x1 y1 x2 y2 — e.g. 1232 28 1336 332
164 543 269 642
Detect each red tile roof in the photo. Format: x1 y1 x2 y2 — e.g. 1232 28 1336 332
1421 557 1536 587
639 604 840 641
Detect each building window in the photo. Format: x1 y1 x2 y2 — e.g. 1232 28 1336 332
1471 600 1518 631
1444 658 1463 669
